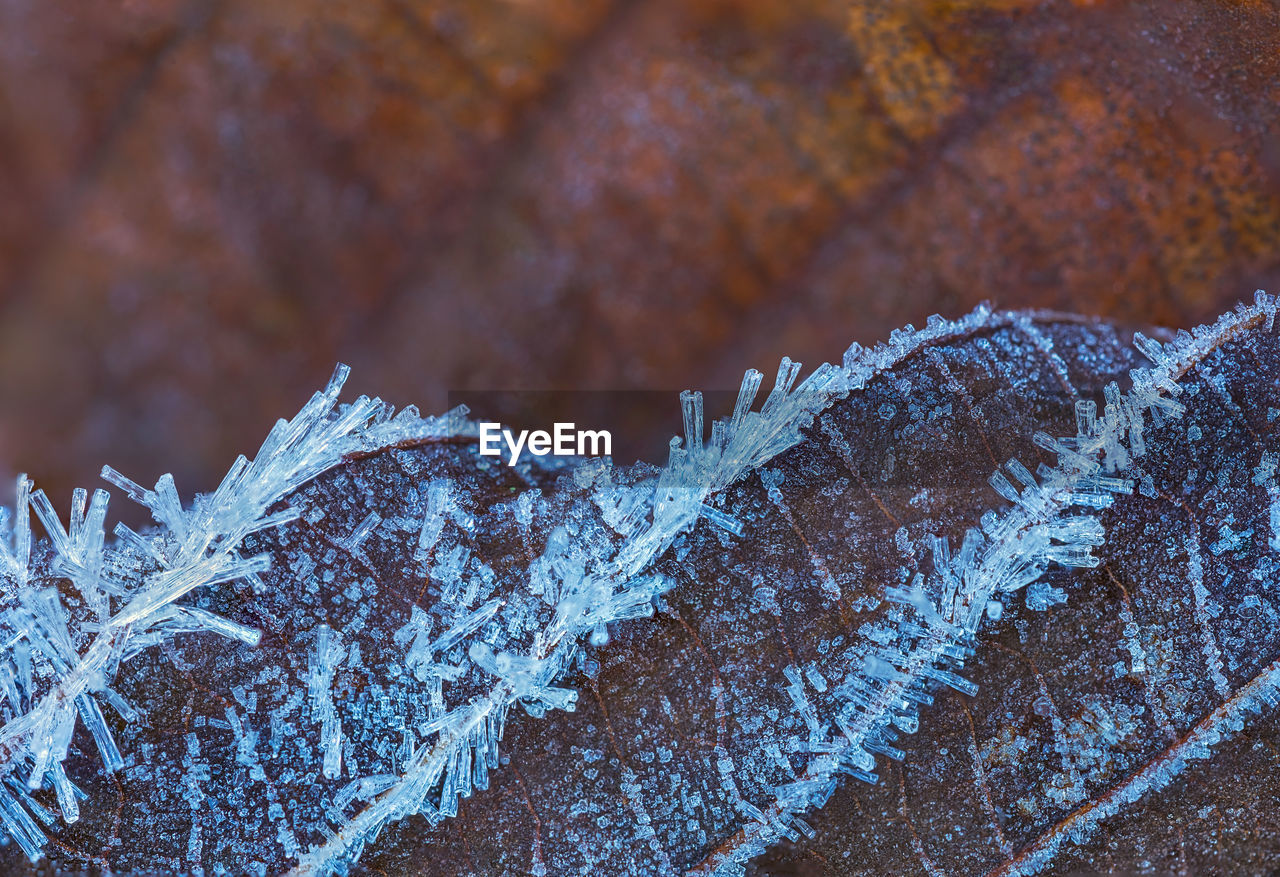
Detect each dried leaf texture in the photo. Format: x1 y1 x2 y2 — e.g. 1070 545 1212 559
758 307 1280 875
358 314 1159 876
1 0 1279 511
11 302 1277 875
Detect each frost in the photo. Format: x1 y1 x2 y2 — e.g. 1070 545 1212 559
308 625 345 780
694 294 1280 875
1 295 1278 874
0 364 462 864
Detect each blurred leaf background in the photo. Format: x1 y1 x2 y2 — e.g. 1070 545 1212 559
0 0 1277 512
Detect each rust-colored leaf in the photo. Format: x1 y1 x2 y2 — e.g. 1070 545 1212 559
1 1 1277 515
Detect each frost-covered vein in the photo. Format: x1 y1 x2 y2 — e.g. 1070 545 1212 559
1184 524 1231 699
692 293 1280 875
988 654 1280 877
291 694 496 873
0 364 460 862
817 418 901 530
1011 314 1078 399
288 304 1064 873
924 346 999 467
960 699 1013 858
899 768 944 877
1101 564 1176 741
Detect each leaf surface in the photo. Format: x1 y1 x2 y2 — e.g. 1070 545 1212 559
11 303 1278 875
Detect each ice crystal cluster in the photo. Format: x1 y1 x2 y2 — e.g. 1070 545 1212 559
0 294 1278 874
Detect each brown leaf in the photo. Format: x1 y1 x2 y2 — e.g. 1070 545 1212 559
1 0 1278 524
18 304 1271 874
756 306 1280 875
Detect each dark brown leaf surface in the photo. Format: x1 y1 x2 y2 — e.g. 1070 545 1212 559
755 311 1280 875
13 303 1280 875
356 313 1159 877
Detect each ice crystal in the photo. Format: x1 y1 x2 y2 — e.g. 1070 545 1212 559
0 294 1278 874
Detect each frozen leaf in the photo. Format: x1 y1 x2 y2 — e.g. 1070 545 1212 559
0 297 1274 873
